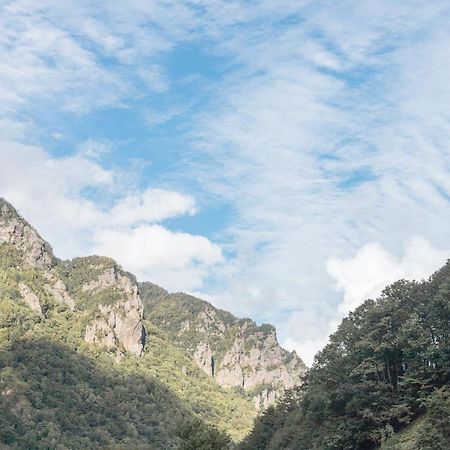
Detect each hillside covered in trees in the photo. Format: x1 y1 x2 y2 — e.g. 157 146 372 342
240 261 450 449
0 198 259 449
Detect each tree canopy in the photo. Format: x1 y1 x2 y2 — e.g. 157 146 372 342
241 261 450 450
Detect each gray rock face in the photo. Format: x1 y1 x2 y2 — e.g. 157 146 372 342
43 278 75 311
216 326 302 390
194 342 214 377
253 388 278 410
0 198 145 357
0 199 53 269
85 318 116 349
194 321 306 408
141 287 307 409
83 266 146 357
0 199 74 311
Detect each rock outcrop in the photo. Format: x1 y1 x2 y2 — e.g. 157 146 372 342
44 278 75 311
0 199 75 311
194 341 214 377
215 324 304 389
141 284 307 409
0 198 145 357
81 265 146 357
0 199 54 270
194 321 306 409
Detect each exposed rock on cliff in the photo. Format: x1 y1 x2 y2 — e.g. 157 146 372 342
18 282 43 316
58 256 146 357
0 198 145 357
0 198 74 311
0 198 54 269
44 278 75 311
140 283 307 408
0 197 306 412
0 198 261 442
194 341 214 377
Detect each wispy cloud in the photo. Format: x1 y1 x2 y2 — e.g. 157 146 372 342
186 1 450 363
0 0 449 365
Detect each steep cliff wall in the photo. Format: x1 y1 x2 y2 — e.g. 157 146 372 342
57 256 146 357
141 284 307 408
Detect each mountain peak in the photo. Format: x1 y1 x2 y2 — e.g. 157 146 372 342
0 197 55 269
0 197 21 221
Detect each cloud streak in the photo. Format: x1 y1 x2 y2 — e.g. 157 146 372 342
186 0 450 362
0 0 449 365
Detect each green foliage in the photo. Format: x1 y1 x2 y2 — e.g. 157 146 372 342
241 261 450 450
56 256 122 309
0 338 187 449
416 387 450 449
0 244 255 448
142 289 238 363
0 299 251 448
143 321 256 441
176 419 232 450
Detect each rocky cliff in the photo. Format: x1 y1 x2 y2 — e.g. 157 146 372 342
58 256 147 357
0 198 146 358
0 198 75 313
140 283 307 409
0 198 260 442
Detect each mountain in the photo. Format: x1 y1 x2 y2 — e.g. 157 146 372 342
240 260 450 449
140 283 307 409
0 198 305 449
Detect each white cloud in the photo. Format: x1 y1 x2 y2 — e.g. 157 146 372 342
284 336 329 368
107 189 197 227
282 237 449 366
0 0 203 115
92 225 223 291
0 143 222 291
144 104 191 126
327 237 449 317
184 0 450 364
77 139 111 160
282 308 331 367
138 65 170 93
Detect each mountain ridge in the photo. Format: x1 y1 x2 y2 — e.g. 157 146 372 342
0 197 306 447
141 282 307 409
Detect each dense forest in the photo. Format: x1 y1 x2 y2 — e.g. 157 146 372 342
240 261 450 449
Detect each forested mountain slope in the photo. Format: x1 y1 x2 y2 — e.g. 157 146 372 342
240 261 450 449
0 198 257 448
141 283 307 409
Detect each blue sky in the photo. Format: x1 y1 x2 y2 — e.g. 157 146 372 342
1 0 450 364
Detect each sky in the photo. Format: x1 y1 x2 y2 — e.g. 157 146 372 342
1 0 450 365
